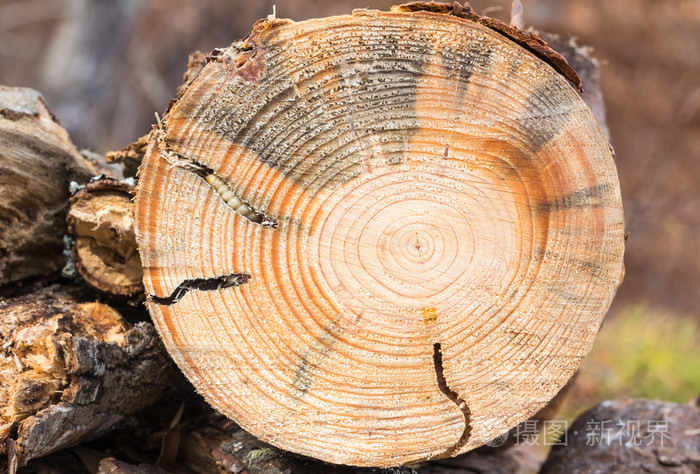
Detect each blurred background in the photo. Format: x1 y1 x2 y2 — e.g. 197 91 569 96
1 0 698 420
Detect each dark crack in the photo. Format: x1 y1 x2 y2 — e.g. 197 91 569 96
149 273 250 305
433 342 472 456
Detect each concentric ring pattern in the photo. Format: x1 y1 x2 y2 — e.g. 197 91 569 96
134 9 625 467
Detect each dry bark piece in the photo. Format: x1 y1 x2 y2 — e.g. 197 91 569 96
540 398 700 473
134 5 625 467
0 86 97 285
105 133 151 179
0 285 174 470
67 177 143 297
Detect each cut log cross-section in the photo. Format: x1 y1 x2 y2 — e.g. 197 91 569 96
134 4 625 467
67 177 143 297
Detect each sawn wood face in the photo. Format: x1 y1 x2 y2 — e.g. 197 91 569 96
134 8 624 467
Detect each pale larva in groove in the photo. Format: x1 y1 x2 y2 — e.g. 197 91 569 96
204 174 263 223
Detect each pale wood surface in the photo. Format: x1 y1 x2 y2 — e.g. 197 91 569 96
135 6 625 467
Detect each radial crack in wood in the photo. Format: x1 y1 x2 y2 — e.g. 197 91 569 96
149 273 251 306
432 343 472 457
134 3 625 467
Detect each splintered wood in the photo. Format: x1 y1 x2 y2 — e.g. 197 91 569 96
134 5 625 467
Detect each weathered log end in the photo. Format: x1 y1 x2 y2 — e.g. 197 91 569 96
67 178 143 297
134 3 625 467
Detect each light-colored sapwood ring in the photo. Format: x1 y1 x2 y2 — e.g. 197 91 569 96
134 7 625 467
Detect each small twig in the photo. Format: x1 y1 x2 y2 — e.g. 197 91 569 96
510 0 524 29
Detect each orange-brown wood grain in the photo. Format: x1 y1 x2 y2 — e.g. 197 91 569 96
134 5 624 467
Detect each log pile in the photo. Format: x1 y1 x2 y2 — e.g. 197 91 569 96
0 86 173 473
0 286 173 470
6 3 688 473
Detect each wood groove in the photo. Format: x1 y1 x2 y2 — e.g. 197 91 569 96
155 125 277 227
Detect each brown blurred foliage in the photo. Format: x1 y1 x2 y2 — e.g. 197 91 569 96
1 0 698 314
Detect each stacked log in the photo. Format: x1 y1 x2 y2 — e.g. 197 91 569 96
0 86 96 285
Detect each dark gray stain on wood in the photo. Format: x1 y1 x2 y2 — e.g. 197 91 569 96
543 183 615 212
518 78 574 152
291 356 315 394
190 24 433 194
291 323 339 395
390 3 582 91
149 273 250 305
536 246 610 281
439 42 494 117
